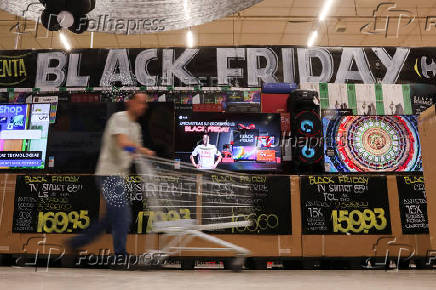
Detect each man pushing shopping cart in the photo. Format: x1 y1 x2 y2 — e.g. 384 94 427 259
67 92 155 265
68 92 252 271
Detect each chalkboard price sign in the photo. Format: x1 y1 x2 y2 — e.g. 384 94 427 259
201 174 291 235
396 175 429 234
127 175 198 234
13 175 100 234
300 175 391 235
411 95 434 115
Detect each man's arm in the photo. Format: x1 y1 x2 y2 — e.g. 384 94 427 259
116 134 155 156
191 146 199 168
213 152 222 168
138 146 155 156
190 155 199 168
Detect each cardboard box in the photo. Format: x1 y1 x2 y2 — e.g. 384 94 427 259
261 93 288 113
0 171 430 260
419 105 436 250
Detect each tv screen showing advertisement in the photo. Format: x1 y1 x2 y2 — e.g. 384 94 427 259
0 104 50 169
47 102 174 173
175 112 282 172
323 115 422 173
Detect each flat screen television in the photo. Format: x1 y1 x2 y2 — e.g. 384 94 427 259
323 115 422 173
175 111 282 172
0 104 50 169
47 102 174 173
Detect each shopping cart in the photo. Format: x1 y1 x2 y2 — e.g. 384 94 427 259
133 154 254 271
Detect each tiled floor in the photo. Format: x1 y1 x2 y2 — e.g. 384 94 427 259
1 267 436 290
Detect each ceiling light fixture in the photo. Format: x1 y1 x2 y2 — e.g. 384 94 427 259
307 30 318 47
39 0 95 34
90 31 94 48
59 31 71 51
319 0 335 22
186 29 194 48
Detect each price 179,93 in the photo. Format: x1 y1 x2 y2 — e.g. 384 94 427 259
136 209 191 234
331 208 387 234
37 210 91 233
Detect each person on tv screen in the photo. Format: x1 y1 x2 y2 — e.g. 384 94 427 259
190 133 222 169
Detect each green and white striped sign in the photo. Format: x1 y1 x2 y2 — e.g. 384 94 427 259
300 83 413 115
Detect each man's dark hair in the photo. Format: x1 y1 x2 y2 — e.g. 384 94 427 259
128 91 147 101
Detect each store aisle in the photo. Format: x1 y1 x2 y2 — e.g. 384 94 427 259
1 267 436 290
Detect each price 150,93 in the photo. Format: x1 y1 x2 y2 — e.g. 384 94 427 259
331 208 387 234
37 210 90 233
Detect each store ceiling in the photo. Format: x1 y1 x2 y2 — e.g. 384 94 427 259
0 0 263 33
1 0 436 49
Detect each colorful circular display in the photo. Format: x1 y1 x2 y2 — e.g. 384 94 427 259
325 116 422 172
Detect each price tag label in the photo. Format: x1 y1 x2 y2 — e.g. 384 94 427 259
37 210 90 233
301 175 391 235
136 209 191 234
397 175 429 234
13 175 100 234
127 175 198 234
331 208 387 234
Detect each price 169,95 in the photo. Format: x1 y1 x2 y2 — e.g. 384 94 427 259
37 210 91 233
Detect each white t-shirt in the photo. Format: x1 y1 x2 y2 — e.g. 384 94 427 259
192 144 220 169
96 111 143 176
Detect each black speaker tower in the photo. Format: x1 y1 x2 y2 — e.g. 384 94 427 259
287 89 324 173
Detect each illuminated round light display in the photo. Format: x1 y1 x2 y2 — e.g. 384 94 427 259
295 111 322 136
102 177 129 207
325 116 422 172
